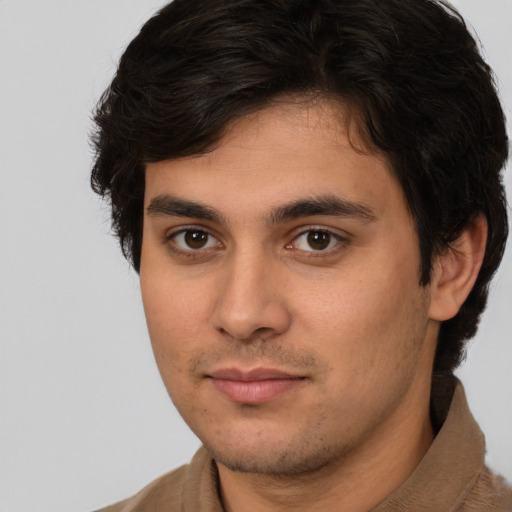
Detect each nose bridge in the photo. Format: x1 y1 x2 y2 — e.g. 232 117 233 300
212 244 290 340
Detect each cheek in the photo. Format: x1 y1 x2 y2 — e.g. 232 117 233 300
140 273 213 377
295 262 427 373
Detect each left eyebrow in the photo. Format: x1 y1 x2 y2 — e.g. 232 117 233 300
267 195 377 225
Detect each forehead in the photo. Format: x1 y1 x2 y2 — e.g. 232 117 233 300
143 98 407 225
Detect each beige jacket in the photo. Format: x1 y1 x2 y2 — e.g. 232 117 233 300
95 381 512 511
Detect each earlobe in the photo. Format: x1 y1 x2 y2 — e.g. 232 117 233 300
429 213 488 322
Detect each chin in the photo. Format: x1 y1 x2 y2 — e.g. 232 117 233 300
203 436 343 476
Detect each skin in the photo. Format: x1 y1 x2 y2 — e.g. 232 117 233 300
140 99 485 512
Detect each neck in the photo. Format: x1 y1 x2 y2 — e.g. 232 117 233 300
217 381 434 512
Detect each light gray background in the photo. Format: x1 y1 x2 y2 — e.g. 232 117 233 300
0 1 510 511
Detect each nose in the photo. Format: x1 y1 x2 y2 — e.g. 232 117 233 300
211 251 291 342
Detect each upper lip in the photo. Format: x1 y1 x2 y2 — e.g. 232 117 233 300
208 367 304 381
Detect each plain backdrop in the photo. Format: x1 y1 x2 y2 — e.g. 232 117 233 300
0 1 511 511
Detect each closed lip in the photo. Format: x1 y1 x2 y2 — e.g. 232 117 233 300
207 367 306 404
207 367 305 381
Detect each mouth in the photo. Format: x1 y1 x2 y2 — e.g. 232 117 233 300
206 367 306 404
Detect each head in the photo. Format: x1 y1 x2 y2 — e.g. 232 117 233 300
91 0 508 473
91 0 508 378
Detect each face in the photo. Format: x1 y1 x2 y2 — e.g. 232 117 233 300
140 100 439 476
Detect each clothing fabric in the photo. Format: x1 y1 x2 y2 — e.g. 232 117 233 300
95 380 512 511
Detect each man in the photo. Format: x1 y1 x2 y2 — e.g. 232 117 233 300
91 0 511 510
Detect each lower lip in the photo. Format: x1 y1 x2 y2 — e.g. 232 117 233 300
210 378 304 404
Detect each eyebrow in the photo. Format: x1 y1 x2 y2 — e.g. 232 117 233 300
147 195 225 224
267 195 377 224
146 194 376 225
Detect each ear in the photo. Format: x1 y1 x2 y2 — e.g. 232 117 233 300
429 213 488 321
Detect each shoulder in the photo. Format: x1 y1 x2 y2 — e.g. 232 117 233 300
92 462 190 512
91 447 217 512
460 466 512 511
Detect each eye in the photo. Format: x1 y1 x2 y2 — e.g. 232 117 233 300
289 229 344 252
169 229 221 251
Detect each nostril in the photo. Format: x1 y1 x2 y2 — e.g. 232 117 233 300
216 325 281 344
252 326 278 340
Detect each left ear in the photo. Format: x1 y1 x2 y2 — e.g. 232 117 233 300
429 213 488 321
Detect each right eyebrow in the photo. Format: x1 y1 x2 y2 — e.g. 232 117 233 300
146 195 226 225
267 195 377 225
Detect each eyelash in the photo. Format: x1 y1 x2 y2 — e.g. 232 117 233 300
164 225 348 259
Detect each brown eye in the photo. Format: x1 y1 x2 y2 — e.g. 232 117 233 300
170 229 220 251
289 229 344 253
306 231 331 250
184 230 209 249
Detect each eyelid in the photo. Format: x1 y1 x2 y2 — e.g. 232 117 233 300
164 223 220 240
